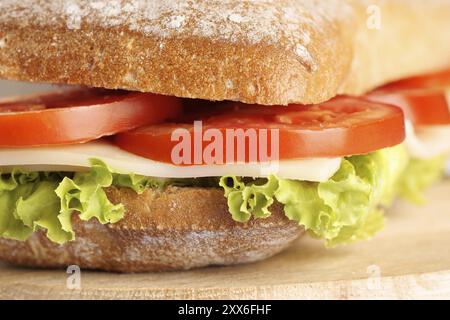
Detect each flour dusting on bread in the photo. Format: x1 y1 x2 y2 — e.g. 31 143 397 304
1 1 449 106
0 0 353 72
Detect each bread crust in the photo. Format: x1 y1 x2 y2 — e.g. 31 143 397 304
2 1 449 105
0 0 355 105
0 186 303 272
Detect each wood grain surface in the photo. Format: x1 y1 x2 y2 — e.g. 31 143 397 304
1 180 450 300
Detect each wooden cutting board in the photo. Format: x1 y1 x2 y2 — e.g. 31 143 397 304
1 180 450 300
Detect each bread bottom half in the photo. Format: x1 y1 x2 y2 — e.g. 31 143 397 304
0 186 303 272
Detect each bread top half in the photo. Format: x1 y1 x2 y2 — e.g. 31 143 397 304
0 0 450 105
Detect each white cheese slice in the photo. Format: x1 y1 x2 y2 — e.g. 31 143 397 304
0 140 342 182
405 120 450 159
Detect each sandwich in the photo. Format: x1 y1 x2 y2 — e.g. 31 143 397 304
367 70 450 204
0 0 449 272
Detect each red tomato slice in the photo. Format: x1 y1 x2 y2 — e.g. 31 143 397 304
0 88 182 147
367 91 450 125
367 70 450 125
114 96 405 165
381 69 450 91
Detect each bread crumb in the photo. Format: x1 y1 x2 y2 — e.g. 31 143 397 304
65 1 83 30
228 13 243 23
247 83 256 96
123 72 136 84
167 15 186 29
89 1 106 10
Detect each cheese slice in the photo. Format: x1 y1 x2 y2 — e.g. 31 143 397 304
405 121 450 159
0 140 342 182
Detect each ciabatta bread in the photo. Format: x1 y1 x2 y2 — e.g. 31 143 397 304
0 0 449 105
0 186 303 272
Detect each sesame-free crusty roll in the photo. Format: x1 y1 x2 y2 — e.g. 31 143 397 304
0 0 449 105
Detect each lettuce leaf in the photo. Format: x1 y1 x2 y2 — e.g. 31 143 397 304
0 160 165 244
0 171 71 243
397 156 446 204
219 146 407 246
367 145 410 207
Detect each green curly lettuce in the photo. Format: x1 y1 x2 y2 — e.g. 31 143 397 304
219 146 408 247
0 160 166 244
370 145 410 206
397 156 446 204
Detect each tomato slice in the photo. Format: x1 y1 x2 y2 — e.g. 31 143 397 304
381 69 450 91
114 96 405 165
367 70 450 125
0 88 182 147
367 90 450 125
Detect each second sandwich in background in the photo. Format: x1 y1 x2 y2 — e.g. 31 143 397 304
367 70 450 204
